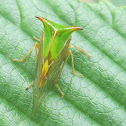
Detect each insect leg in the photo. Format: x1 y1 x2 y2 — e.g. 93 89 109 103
12 42 40 62
68 50 83 78
26 81 34 90
55 84 64 98
68 45 91 58
35 42 40 61
33 36 40 42
54 50 73 97
54 50 81 97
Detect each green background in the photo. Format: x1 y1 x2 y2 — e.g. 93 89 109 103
0 0 126 125
92 0 126 6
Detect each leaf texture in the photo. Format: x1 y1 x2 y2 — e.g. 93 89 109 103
0 0 126 125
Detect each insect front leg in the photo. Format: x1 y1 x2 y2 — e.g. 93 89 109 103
12 42 40 62
26 81 34 90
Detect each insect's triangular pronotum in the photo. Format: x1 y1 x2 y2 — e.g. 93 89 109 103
36 16 83 61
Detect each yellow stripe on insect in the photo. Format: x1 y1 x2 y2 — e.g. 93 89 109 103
39 59 49 88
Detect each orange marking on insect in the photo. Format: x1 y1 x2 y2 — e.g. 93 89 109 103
39 59 50 89
39 70 46 88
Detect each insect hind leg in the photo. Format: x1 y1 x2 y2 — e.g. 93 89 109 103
68 50 83 78
55 83 64 98
54 50 83 98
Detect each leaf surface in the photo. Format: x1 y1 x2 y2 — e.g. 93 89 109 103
0 0 126 125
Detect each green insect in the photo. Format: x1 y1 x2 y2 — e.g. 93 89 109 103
13 17 91 114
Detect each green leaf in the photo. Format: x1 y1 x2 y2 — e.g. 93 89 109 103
0 0 126 125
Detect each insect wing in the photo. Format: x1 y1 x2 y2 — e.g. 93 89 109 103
33 33 45 114
33 37 71 114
